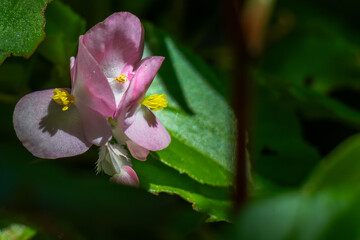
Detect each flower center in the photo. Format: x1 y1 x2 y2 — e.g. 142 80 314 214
52 88 75 111
142 94 168 111
114 74 129 83
107 117 118 128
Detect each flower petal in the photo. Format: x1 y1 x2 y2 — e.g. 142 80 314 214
117 56 164 120
81 12 144 78
110 166 139 187
122 105 171 151
111 122 149 160
108 76 130 109
13 89 91 159
70 57 76 86
97 143 130 176
126 140 149 161
77 105 112 146
116 56 169 151
72 39 116 117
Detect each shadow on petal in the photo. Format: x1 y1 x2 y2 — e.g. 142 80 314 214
122 106 170 151
39 100 87 142
142 107 158 128
14 89 91 159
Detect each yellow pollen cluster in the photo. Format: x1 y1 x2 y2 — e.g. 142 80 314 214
52 88 75 111
114 74 129 83
142 94 168 111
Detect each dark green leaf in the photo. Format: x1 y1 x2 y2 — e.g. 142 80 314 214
134 154 232 222
37 1 86 88
290 85 360 129
262 0 360 94
38 1 86 66
253 84 321 187
305 133 360 193
0 141 208 239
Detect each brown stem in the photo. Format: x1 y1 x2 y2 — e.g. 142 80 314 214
221 0 250 212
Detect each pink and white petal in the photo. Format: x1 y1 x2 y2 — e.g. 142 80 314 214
123 105 171 151
77 104 112 146
72 39 116 117
109 77 130 108
82 12 144 78
118 56 165 117
13 90 91 159
70 56 76 87
110 166 139 187
111 123 149 160
126 140 149 161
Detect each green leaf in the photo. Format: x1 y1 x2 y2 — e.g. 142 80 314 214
126 23 236 221
0 224 36 240
231 190 354 240
0 0 53 64
142 23 236 187
317 195 360 240
290 85 360 129
304 133 360 193
253 84 321 187
133 154 232 222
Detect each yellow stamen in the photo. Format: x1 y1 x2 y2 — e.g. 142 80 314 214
142 94 168 111
114 74 129 83
52 88 75 111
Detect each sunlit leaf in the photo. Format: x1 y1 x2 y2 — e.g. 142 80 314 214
0 0 53 64
143 23 236 187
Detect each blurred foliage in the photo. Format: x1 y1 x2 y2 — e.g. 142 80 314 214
253 0 360 186
231 134 360 240
38 1 86 88
236 0 360 239
0 223 36 240
2 0 360 239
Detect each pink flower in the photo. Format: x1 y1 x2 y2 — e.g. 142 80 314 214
112 57 171 160
13 12 170 186
78 12 171 160
12 58 112 159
